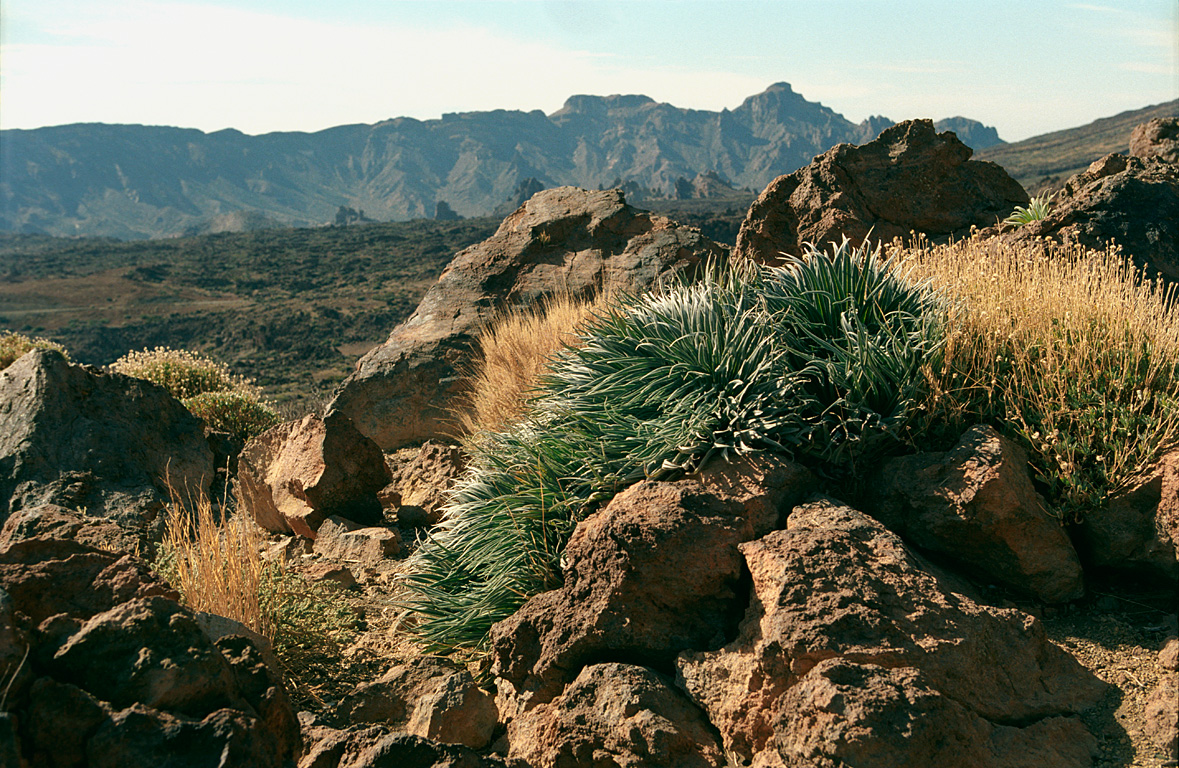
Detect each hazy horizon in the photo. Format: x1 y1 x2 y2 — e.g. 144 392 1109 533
2 0 1177 143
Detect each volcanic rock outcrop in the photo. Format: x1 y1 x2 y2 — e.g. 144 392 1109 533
0 509 300 767
1130 117 1179 163
0 349 214 550
675 498 1106 767
1002 151 1179 281
733 119 1028 264
327 186 724 450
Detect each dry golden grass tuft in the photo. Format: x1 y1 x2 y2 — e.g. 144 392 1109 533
894 235 1179 517
458 290 612 437
158 491 276 640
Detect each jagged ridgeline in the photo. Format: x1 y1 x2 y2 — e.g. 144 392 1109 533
0 83 1002 239
401 240 946 653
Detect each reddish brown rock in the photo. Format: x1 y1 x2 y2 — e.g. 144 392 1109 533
0 349 214 549
0 529 299 768
328 186 724 450
1144 637 1179 759
237 412 390 538
675 497 1105 767
301 561 358 589
312 516 401 566
773 659 1097 768
1001 152 1179 281
1077 448 1179 581
733 119 1027 265
385 442 469 526
335 657 497 749
0 503 140 561
869 424 1084 603
506 663 725 768
1130 117 1179 163
489 455 815 715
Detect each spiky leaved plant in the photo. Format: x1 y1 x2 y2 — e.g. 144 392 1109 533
399 239 945 654
1002 193 1053 227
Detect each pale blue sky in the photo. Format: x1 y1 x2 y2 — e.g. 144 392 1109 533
1 0 1176 142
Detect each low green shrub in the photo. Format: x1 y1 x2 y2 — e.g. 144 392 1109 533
184 391 281 442
400 240 946 654
0 331 70 370
111 346 278 439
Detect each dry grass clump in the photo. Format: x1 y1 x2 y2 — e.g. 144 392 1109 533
458 291 612 436
111 346 279 439
156 490 359 672
0 331 69 369
894 235 1179 518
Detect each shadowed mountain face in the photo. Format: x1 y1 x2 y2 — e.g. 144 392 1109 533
0 83 1002 239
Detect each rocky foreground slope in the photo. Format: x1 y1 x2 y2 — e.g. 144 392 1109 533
1 119 1177 767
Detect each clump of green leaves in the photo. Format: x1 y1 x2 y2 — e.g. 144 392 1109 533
0 331 70 370
111 346 279 439
1003 193 1053 227
401 239 946 654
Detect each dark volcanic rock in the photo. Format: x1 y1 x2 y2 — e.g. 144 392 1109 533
1130 117 1179 163
299 725 517 768
328 186 724 450
0 349 214 550
490 455 816 715
868 424 1085 603
675 497 1106 767
505 663 725 768
1002 152 1179 280
733 119 1027 264
0 523 299 768
1077 447 1179 581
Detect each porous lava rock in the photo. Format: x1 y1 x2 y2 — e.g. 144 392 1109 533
490 454 816 716
0 516 300 768
1130 117 1179 163
868 424 1085 603
237 412 390 538
383 441 469 527
0 349 214 550
733 119 1027 265
505 663 725 768
1001 152 1179 281
327 186 724 450
312 515 401 567
675 497 1106 767
1077 447 1179 582
335 657 497 749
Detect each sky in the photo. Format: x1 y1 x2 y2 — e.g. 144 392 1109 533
1 0 1176 143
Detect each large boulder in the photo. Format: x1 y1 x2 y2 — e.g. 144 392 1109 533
236 412 390 538
733 119 1027 265
490 454 816 715
1130 117 1179 164
675 498 1107 767
0 515 300 768
0 349 214 550
505 663 725 768
327 186 725 450
1002 152 1179 280
868 424 1085 603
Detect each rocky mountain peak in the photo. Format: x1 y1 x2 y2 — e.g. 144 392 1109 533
551 93 658 118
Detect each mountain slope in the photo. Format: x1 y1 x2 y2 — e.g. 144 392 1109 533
0 83 1001 239
976 99 1179 194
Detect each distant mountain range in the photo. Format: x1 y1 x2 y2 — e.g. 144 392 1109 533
1 83 1013 239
